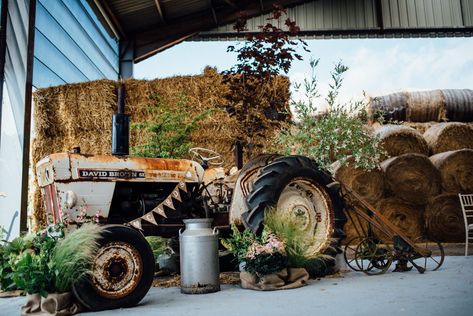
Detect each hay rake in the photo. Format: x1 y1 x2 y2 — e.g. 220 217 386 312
340 184 445 275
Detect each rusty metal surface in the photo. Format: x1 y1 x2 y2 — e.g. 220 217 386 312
36 152 205 185
91 241 143 299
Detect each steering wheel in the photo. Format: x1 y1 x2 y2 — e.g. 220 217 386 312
189 147 224 167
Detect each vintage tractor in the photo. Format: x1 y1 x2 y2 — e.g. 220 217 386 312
35 91 345 310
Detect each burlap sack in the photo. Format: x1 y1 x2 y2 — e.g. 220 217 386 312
21 292 83 316
240 268 309 291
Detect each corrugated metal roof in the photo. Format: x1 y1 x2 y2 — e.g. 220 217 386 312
89 0 473 62
196 0 473 41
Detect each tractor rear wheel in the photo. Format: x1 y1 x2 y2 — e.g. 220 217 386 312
242 156 346 277
72 225 155 311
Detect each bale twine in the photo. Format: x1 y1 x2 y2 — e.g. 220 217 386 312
332 160 384 204
375 198 424 240
425 194 465 242
381 153 441 205
368 92 407 122
406 90 445 122
442 89 473 122
423 122 473 154
429 149 473 193
374 125 429 159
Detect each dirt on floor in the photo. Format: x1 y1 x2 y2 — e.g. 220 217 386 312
153 272 241 288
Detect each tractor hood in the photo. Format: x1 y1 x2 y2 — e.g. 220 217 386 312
36 152 204 187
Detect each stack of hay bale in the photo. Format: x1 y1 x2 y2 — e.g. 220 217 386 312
341 89 473 243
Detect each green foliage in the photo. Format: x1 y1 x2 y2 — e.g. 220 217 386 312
131 93 210 159
221 225 255 262
145 236 168 258
222 225 288 276
51 223 103 293
244 252 287 276
277 59 385 171
0 224 103 296
0 235 29 291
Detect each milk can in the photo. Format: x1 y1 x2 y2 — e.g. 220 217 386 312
179 218 220 294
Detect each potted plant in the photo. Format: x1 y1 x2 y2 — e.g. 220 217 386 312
222 221 310 291
0 223 103 315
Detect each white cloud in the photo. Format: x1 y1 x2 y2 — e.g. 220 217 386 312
286 39 473 117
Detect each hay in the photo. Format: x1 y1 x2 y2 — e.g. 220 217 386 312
374 124 429 159
429 149 473 193
367 92 407 122
406 90 446 122
332 160 384 204
31 68 290 226
402 122 437 134
341 217 368 245
381 153 441 205
425 194 465 242
423 122 473 154
375 198 424 240
443 89 473 122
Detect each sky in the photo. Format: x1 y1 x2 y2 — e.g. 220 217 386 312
135 37 473 106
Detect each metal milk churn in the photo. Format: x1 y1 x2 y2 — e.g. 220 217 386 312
179 218 220 294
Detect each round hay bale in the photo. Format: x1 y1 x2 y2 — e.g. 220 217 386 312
332 160 384 204
423 122 473 154
430 149 473 193
402 122 436 134
406 90 446 122
368 92 407 122
341 219 368 245
442 89 473 122
425 194 465 242
376 198 424 240
375 125 429 159
381 153 441 205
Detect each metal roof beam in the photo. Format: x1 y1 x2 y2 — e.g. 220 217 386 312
223 0 239 10
209 0 218 26
93 0 126 40
154 0 165 23
134 0 306 62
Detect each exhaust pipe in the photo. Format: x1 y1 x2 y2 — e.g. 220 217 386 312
112 83 130 156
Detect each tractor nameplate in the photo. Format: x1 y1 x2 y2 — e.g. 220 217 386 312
78 169 145 179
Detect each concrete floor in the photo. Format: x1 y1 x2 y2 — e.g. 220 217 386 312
2 256 473 316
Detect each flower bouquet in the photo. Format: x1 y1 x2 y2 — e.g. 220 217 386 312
222 225 309 291
244 233 287 276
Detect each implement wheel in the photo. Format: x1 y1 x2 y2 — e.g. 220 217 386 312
73 225 155 311
344 237 364 272
242 155 346 277
409 237 445 271
354 237 392 275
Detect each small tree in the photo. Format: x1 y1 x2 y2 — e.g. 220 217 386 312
224 5 308 158
277 59 385 171
131 93 210 159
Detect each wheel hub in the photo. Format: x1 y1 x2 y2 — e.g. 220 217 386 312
91 241 143 299
277 179 333 252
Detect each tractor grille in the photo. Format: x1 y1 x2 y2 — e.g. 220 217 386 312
42 184 60 224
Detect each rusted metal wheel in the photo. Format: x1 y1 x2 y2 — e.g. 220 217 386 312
409 237 445 271
354 237 392 275
73 225 155 311
343 237 364 271
243 156 346 278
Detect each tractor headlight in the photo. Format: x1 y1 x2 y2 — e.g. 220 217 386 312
65 190 78 209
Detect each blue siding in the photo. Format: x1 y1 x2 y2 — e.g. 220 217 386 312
4 0 29 141
33 0 119 88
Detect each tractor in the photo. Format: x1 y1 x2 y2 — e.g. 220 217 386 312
35 90 346 310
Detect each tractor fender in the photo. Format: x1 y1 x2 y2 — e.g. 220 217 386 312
229 154 280 225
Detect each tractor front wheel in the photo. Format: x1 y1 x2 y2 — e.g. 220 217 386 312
72 225 155 311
